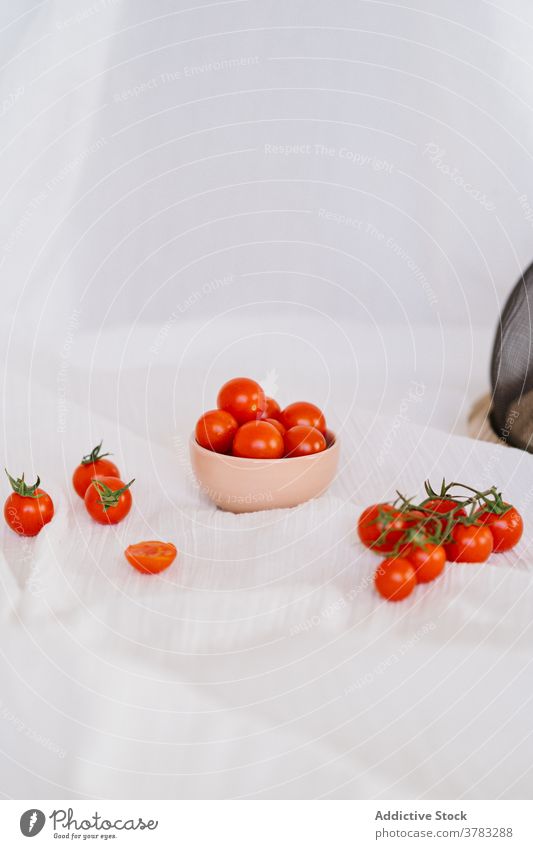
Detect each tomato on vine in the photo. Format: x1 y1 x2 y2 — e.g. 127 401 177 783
444 522 493 563
357 505 426 554
375 557 417 601
475 504 523 553
405 542 446 583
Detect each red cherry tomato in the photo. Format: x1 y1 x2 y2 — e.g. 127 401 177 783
4 471 54 537
280 401 326 435
232 421 284 459
263 397 281 420
217 377 266 424
284 425 326 457
357 505 426 554
84 476 134 525
422 498 467 534
475 505 523 552
358 504 396 549
375 557 417 601
405 543 446 583
444 522 493 563
125 541 177 574
72 441 120 498
195 409 238 453
264 417 285 436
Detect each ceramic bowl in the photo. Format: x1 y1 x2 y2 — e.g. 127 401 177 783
189 431 340 513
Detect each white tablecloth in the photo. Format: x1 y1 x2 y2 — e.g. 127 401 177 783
1 319 531 799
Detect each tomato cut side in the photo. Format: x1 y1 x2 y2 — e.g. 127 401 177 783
125 541 178 574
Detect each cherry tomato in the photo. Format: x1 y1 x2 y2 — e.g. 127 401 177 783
475 505 523 552
84 476 134 525
357 505 425 554
422 498 467 534
375 557 417 601
195 409 238 453
4 471 54 537
264 417 285 436
405 542 446 583
232 421 284 459
280 401 326 434
72 441 120 498
358 504 396 549
263 397 281 420
284 425 326 457
125 541 177 574
217 377 266 424
444 522 493 563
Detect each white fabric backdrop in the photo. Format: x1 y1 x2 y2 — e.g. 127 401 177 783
1 0 533 800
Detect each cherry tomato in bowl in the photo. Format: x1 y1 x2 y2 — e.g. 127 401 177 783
375 557 417 601
4 471 54 537
475 504 523 552
263 397 281 420
284 425 326 457
280 401 326 435
217 377 266 424
84 476 134 525
72 441 120 498
195 409 238 453
125 541 177 574
264 417 285 436
232 420 284 459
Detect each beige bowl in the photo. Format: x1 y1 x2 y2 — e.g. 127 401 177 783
189 431 340 513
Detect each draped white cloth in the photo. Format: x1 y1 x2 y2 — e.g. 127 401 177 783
1 0 532 799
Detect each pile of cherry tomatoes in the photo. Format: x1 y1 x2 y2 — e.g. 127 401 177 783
3 443 177 575
195 376 329 459
358 480 524 601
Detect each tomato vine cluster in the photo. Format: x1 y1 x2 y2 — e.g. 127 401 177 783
358 480 524 601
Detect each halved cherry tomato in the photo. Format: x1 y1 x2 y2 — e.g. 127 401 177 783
125 541 177 574
217 377 266 424
195 409 238 453
280 401 326 435
232 421 284 459
264 417 285 436
84 476 134 525
4 471 54 537
263 397 281 420
375 557 417 601
357 505 426 554
72 441 120 498
405 542 446 583
475 504 523 552
284 425 326 457
444 522 493 563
